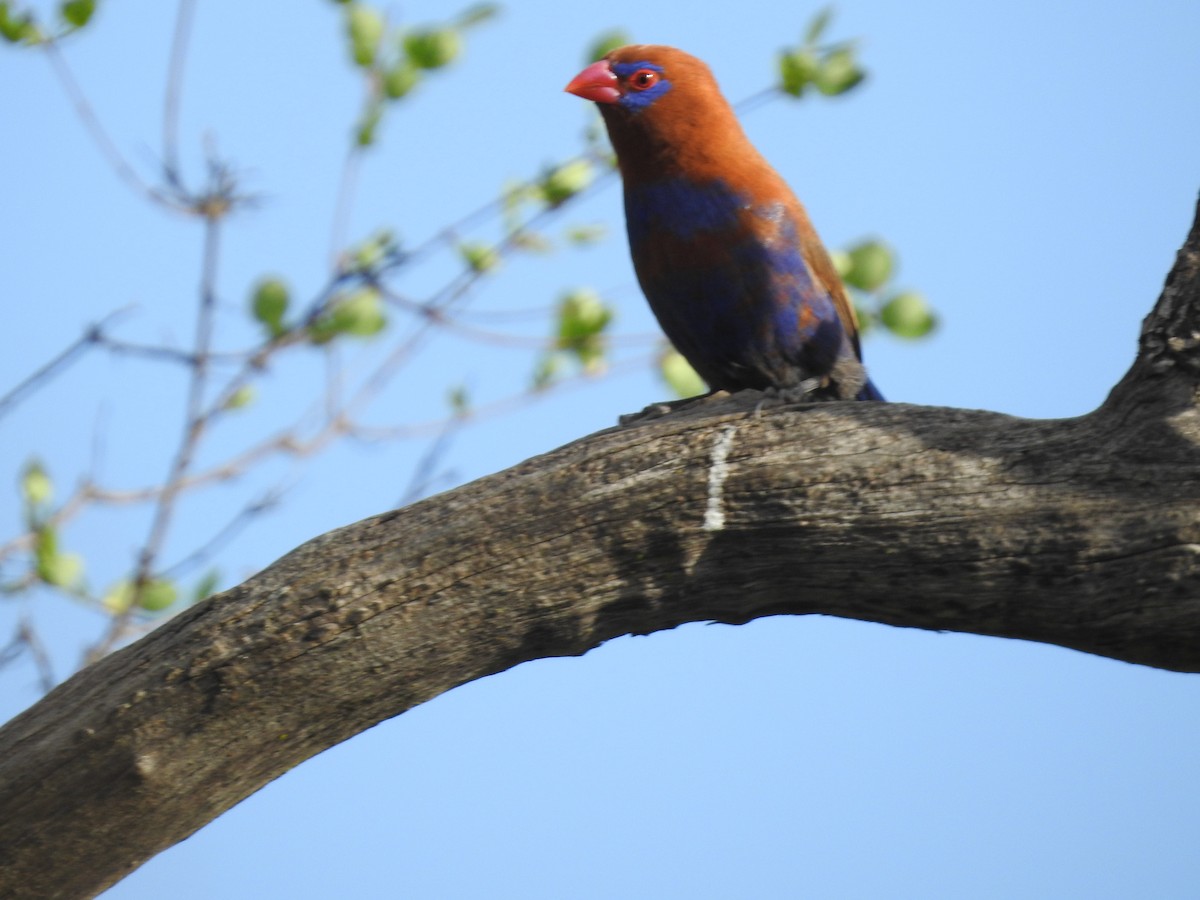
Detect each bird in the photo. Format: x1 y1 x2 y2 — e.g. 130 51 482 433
565 45 883 402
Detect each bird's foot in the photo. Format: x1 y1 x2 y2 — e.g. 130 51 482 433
618 391 732 426
752 379 823 417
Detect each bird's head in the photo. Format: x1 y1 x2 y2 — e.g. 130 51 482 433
565 45 743 180
565 44 710 115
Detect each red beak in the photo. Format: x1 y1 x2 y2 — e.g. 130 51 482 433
565 60 620 104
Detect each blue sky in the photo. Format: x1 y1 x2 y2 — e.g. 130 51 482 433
2 0 1200 897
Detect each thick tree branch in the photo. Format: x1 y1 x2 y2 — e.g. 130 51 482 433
2 196 1200 900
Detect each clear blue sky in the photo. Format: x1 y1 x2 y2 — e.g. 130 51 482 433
3 0 1200 897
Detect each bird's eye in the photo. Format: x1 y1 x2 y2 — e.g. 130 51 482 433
628 69 660 91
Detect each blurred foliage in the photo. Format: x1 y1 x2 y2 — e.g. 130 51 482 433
337 0 499 147
586 28 631 62
833 240 937 341
251 278 290 339
778 6 866 98
539 159 595 207
536 289 615 387
660 348 707 399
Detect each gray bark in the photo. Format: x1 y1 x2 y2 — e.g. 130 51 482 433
2 196 1199 899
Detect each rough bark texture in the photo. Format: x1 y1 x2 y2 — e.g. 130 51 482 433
2 196 1200 899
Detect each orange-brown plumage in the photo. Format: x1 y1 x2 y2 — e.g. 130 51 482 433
566 45 881 399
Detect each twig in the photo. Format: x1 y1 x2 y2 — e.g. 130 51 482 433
0 308 129 421
404 148 618 265
162 0 197 183
734 86 783 116
0 618 56 694
20 617 55 694
42 41 181 210
329 148 364 265
349 352 653 443
377 284 659 349
397 418 461 507
93 336 250 365
161 488 283 580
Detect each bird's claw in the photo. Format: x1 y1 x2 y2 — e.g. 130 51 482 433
617 391 732 425
618 402 677 425
752 379 824 417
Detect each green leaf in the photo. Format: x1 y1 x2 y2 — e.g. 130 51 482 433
829 249 852 280
803 6 834 45
34 527 81 588
843 240 893 292
556 289 612 371
383 59 420 99
404 28 461 69
557 289 611 341
854 304 874 338
139 579 178 612
448 385 470 415
104 578 178 613
313 289 387 342
565 223 606 245
539 159 593 206
34 525 57 580
532 352 561 390
815 47 865 96
345 3 384 68
224 385 256 411
21 459 52 509
355 99 384 147
60 0 94 28
102 580 133 613
104 580 136 612
880 291 937 338
0 3 37 43
585 28 631 62
510 230 552 253
251 277 290 336
334 289 387 336
500 179 533 231
45 552 84 589
455 3 498 28
350 228 398 270
459 241 500 273
660 348 706 398
192 569 220 604
780 49 819 97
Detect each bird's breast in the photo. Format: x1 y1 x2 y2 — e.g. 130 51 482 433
623 176 849 390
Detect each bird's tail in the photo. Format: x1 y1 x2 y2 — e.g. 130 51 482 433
857 378 885 402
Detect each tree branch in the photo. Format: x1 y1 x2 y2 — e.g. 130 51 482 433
2 195 1200 900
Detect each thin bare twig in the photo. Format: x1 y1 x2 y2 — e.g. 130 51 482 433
0 618 56 694
735 85 784 115
349 352 654 443
0 308 130 421
93 336 251 366
329 148 364 265
162 0 197 183
397 417 462 507
20 617 55 694
42 41 181 210
404 147 619 265
378 284 660 349
161 488 283 580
